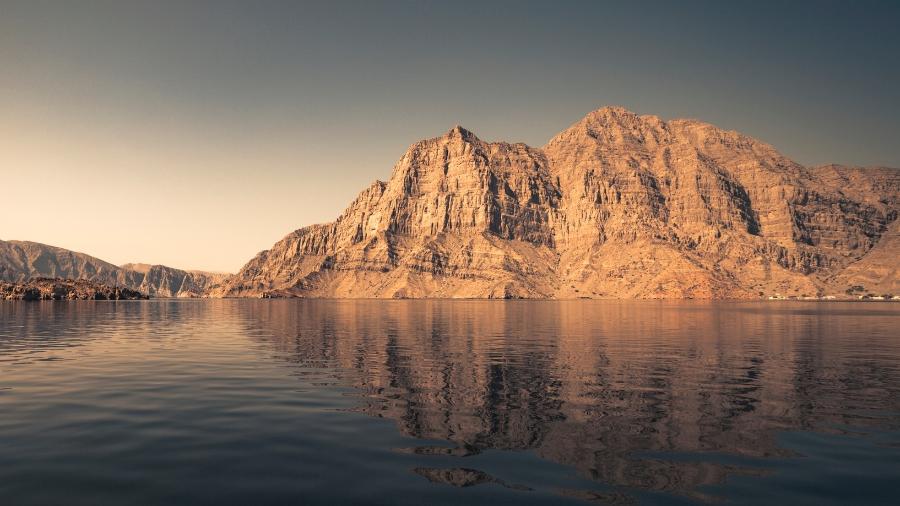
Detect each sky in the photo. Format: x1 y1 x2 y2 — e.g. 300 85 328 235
1 0 899 272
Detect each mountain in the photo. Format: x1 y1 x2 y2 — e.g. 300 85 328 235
120 263 230 298
0 240 142 287
0 240 227 297
217 107 899 299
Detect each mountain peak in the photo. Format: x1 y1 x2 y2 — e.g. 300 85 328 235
544 106 653 148
587 105 635 117
581 105 655 126
444 124 478 141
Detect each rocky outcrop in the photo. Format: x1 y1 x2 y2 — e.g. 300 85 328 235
0 278 148 300
0 240 227 297
217 107 899 299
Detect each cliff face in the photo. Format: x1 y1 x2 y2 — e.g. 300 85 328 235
221 126 562 298
0 241 226 297
218 107 898 299
825 218 900 295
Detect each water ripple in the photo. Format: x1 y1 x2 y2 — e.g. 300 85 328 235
0 300 898 505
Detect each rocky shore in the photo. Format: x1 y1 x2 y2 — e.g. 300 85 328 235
0 278 148 300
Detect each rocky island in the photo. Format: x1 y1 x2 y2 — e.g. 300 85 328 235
0 278 148 300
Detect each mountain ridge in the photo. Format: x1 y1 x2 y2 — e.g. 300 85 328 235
216 106 899 299
0 239 228 298
3 107 896 299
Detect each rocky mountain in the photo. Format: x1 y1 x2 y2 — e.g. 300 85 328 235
217 106 899 299
0 240 227 298
121 263 230 298
0 240 141 287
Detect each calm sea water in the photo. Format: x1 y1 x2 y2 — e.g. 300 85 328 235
0 300 898 505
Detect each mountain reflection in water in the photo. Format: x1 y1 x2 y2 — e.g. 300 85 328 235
249 300 900 502
1 300 898 505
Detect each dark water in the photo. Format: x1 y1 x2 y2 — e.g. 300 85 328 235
1 301 899 505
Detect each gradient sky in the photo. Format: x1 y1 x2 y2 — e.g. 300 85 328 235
2 0 899 272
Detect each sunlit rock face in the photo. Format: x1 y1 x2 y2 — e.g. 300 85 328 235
0 240 144 288
218 107 899 299
218 126 561 299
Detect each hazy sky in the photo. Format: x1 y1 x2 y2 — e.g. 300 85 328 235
2 1 899 272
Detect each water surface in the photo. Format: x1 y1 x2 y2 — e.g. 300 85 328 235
1 300 898 505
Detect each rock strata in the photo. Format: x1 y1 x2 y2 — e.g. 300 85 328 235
217 107 899 299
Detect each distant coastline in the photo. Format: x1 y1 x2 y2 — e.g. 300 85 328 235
0 278 147 300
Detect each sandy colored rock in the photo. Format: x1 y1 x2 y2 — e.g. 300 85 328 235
216 107 899 299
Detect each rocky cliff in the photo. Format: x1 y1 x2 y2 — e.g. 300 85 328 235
0 240 227 297
217 107 899 299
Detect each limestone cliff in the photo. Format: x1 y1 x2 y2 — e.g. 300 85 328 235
216 107 898 299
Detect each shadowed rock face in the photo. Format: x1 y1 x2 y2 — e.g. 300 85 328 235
0 241 227 297
218 107 899 299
